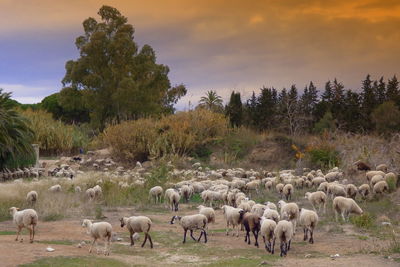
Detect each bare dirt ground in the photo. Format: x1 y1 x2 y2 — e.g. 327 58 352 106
1 203 399 267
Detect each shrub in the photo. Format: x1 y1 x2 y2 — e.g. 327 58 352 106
307 145 339 169
103 109 228 162
350 213 375 229
386 175 397 192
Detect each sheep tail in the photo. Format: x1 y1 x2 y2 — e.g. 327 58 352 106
147 222 151 233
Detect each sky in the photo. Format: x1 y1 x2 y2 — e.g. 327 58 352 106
0 0 399 109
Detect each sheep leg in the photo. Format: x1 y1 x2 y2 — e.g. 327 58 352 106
309 228 314 244
142 233 148 247
288 239 292 251
130 231 135 246
15 226 22 241
226 222 230 236
183 229 187 243
203 230 208 243
89 238 97 253
253 229 259 247
271 238 275 254
280 243 284 257
244 230 249 244
32 225 35 243
335 211 339 222
236 225 240 237
190 230 196 241
198 231 203 242
303 228 308 241
341 211 346 222
147 233 153 248
105 235 110 256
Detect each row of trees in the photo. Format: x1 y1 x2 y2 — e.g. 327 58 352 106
223 75 400 135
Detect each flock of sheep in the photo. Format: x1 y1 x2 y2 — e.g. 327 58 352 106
6 160 397 258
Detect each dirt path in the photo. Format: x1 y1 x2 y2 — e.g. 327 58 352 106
0 205 398 266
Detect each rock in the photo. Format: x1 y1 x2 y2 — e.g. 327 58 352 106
305 254 312 258
259 261 269 266
117 237 123 241
381 222 391 226
46 247 55 252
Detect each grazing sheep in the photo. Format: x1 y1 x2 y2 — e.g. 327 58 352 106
149 186 163 204
222 205 243 237
332 197 363 222
9 207 38 243
93 185 102 198
165 188 181 211
265 180 273 190
180 185 193 202
358 184 371 200
325 171 343 182
299 208 318 244
82 219 112 255
273 220 294 257
26 191 38 206
260 217 277 253
49 184 61 193
376 164 388 173
366 171 385 182
170 214 208 243
317 182 329 193
276 183 284 198
75 186 82 193
311 177 326 187
238 202 252 212
197 205 216 234
263 208 280 223
282 184 294 201
120 216 153 248
373 180 389 196
327 184 346 199
354 160 371 171
370 174 384 187
239 211 261 247
251 204 267 217
305 191 326 214
265 201 277 210
278 200 299 233
345 184 358 199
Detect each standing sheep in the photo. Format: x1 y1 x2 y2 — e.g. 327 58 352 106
373 180 389 196
197 205 216 234
358 184 371 200
282 184 294 201
299 208 318 244
239 211 261 247
120 216 153 248
82 219 112 255
332 197 363 222
305 191 326 214
26 191 38 206
149 186 163 204
345 184 358 199
49 184 61 193
222 205 243 237
263 208 280 223
170 214 208 243
278 200 299 233
276 183 284 198
180 185 193 203
376 164 388 173
9 207 38 243
273 220 294 257
260 217 277 253
165 188 180 211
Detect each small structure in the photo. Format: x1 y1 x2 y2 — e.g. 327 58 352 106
32 144 39 168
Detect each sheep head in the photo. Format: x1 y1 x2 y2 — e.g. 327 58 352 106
170 215 181 224
9 207 19 215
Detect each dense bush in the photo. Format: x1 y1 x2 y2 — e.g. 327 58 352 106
102 109 228 162
20 109 89 155
307 145 339 169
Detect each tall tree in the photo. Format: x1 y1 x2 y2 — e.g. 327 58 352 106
225 91 243 127
386 75 400 106
374 77 386 105
299 81 319 130
61 5 186 129
198 90 224 112
361 74 377 130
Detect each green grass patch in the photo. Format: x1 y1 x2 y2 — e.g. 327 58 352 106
42 213 64 222
350 213 375 229
357 235 369 240
37 240 75 246
0 230 16 235
20 256 129 267
203 257 273 267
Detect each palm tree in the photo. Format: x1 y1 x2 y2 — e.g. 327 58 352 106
0 89 35 170
198 90 223 112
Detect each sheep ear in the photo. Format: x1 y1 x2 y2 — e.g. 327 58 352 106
16 208 20 211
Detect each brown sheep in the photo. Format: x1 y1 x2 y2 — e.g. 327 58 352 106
354 160 371 171
239 211 261 247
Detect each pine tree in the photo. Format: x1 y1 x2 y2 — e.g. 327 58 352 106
226 91 243 127
361 74 377 130
375 77 386 105
386 75 400 106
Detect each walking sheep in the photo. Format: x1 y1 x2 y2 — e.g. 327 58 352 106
298 208 318 244
170 214 208 243
277 200 299 233
273 220 294 257
165 188 180 211
9 207 38 243
26 191 38 206
82 219 112 255
260 217 276 253
332 196 363 222
305 191 326 214
222 205 244 237
120 216 153 248
282 184 294 201
149 186 163 204
239 211 261 247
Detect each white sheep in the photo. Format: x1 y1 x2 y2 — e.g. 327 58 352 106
251 204 267 217
299 208 318 244
273 220 294 257
282 184 294 201
373 180 389 196
222 205 243 237
265 201 277 210
265 180 273 190
317 181 329 193
327 184 346 199
86 188 96 201
277 200 299 233
238 202 252 212
75 186 82 193
49 184 61 193
366 170 385 182
305 191 326 214
260 217 277 253
263 208 280 223
370 174 384 187
93 185 102 198
197 205 216 235
332 196 363 222
165 188 180 211
170 214 208 243
120 216 153 248
149 186 163 203
358 184 371 200
180 184 193 202
345 184 358 199
82 219 112 255
376 163 388 172
26 191 38 206
276 183 284 198
9 207 38 243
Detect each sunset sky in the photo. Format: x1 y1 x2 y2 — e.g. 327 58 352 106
0 0 399 108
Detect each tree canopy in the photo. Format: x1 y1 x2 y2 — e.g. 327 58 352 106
61 5 186 129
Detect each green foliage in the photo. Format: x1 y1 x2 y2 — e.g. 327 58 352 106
313 111 335 133
61 5 186 129
225 91 243 127
386 175 397 192
198 90 224 113
371 101 400 135
307 146 339 169
95 204 103 219
350 213 375 229
0 89 35 170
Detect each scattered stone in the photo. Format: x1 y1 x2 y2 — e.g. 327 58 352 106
117 237 122 241
330 254 340 259
381 222 391 226
305 254 312 258
259 261 269 266
46 247 55 252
